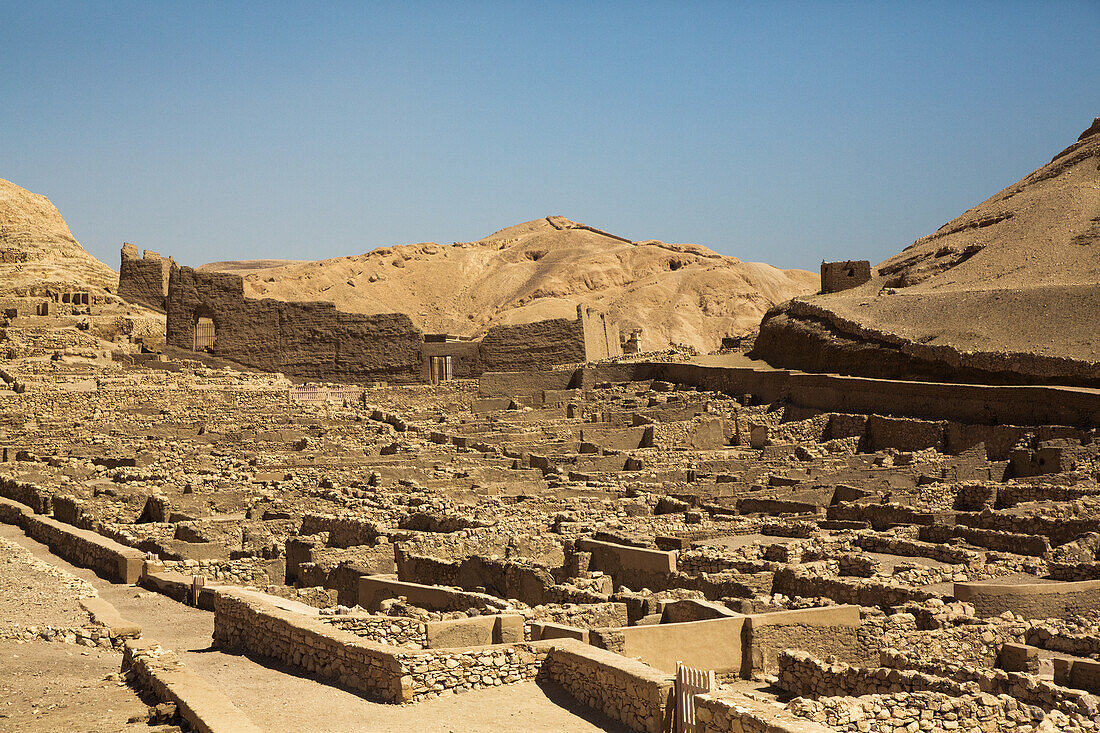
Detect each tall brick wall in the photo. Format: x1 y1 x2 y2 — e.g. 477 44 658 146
118 243 174 311
477 314 588 372
166 266 423 383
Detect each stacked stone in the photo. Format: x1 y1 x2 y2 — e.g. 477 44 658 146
323 615 427 648
0 622 125 648
161 558 272 586
540 646 671 733
787 691 1049 733
398 646 545 700
212 589 551 703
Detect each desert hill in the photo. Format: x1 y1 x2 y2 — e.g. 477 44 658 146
202 215 817 353
0 177 118 295
753 118 1100 386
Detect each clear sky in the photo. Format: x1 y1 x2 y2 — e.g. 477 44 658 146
2 1 1097 271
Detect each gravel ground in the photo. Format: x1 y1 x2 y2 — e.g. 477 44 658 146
0 537 95 635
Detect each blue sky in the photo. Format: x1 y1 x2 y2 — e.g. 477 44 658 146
2 2 1097 271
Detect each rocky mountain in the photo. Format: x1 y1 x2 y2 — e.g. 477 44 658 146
0 177 117 295
201 216 817 352
753 118 1100 386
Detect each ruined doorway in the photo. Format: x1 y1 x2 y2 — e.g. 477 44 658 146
193 316 215 352
429 355 453 384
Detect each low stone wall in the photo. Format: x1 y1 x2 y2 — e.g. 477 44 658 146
773 568 940 610
212 588 544 703
540 638 673 733
919 524 1051 557
0 477 51 514
853 534 982 566
0 497 143 583
787 690 1049 733
123 639 264 733
826 503 945 531
299 513 387 548
1027 623 1100 658
695 691 834 733
956 512 1100 548
322 614 427 648
954 579 1100 620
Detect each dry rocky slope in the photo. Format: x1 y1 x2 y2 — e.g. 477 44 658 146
200 216 817 352
0 177 118 295
753 118 1100 387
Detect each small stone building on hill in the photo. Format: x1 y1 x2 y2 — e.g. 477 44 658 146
820 260 872 294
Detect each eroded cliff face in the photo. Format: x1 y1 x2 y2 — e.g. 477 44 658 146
752 119 1100 387
0 177 118 295
200 216 818 353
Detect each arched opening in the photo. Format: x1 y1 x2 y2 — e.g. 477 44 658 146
193 313 216 352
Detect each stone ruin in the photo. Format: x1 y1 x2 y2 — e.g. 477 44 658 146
820 260 872 294
118 243 174 311
1 315 1099 732
1 245 1098 733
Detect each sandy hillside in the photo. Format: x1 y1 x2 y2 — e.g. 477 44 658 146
0 177 118 295
202 216 817 352
754 118 1100 384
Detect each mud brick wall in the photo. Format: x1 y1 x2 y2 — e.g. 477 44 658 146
166 266 423 383
118 244 172 311
820 260 872 294
477 316 587 372
539 639 673 733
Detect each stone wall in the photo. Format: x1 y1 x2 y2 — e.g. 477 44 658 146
118 244 173 311
0 496 143 583
476 315 586 373
211 588 545 703
539 639 673 733
954 579 1100 620
773 568 940 610
321 614 428 648
695 691 835 733
166 266 424 383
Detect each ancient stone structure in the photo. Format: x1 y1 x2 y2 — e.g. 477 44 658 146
819 260 872 293
164 265 620 383
118 243 174 311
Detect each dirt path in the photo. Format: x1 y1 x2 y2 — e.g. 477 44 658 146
0 524 629 733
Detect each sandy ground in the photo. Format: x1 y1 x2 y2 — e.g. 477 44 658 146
0 538 162 733
0 640 162 733
0 537 95 634
0 524 630 733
